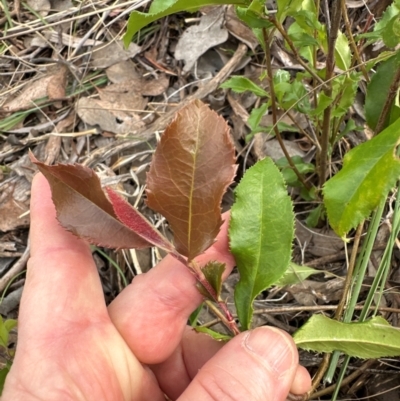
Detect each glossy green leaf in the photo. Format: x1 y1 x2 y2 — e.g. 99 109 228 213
220 76 269 97
294 315 400 358
275 262 321 286
195 326 232 341
124 0 249 46
365 52 400 131
324 118 400 237
230 158 294 330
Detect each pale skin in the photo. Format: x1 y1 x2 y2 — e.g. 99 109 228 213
2 173 311 401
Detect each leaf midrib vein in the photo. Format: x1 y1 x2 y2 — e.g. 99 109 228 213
187 116 201 256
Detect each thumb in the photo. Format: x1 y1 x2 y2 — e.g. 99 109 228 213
178 327 299 401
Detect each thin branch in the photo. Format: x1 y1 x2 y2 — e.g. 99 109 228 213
318 1 342 187
374 66 400 135
310 359 375 399
263 29 313 191
340 0 369 83
268 17 327 90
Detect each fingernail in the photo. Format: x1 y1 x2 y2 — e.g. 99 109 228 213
244 327 295 374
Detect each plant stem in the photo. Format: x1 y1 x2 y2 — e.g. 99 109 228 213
263 28 312 191
318 0 342 187
334 221 364 320
374 66 400 135
268 17 327 89
340 0 369 83
310 359 375 399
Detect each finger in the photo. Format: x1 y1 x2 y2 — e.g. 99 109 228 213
151 327 311 400
150 327 225 399
291 365 312 395
108 213 235 364
178 326 301 401
20 173 107 340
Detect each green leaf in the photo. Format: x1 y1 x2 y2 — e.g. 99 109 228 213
280 79 311 113
323 118 400 237
197 261 226 299
335 31 351 71
382 15 400 48
293 10 322 32
287 22 314 63
124 0 249 46
220 76 269 97
247 103 268 132
305 204 323 227
0 364 11 396
236 6 273 29
331 73 360 119
275 262 321 286
275 155 314 187
309 92 333 116
277 0 302 23
189 304 203 326
0 317 16 349
374 0 400 35
294 315 400 358
247 0 264 13
195 326 232 341
230 158 294 330
365 52 400 131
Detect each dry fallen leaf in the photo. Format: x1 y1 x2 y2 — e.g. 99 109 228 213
286 278 346 306
47 65 68 108
75 97 145 135
225 6 259 51
0 179 30 232
91 42 141 69
295 220 344 257
4 75 54 112
26 0 50 16
106 61 139 83
174 7 229 73
106 61 169 96
253 137 306 161
98 83 147 112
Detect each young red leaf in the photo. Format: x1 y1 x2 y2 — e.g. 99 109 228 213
105 187 175 253
146 99 237 260
196 261 226 300
30 151 151 250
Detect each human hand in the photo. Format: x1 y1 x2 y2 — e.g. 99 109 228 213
2 173 311 401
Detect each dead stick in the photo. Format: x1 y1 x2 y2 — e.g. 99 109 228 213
136 44 248 139
0 241 30 292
